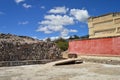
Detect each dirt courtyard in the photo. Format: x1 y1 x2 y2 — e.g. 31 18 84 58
0 62 120 80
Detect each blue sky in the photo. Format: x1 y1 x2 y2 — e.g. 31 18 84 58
0 0 120 40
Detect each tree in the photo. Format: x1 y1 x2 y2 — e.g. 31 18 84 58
46 38 51 42
73 35 80 39
54 38 68 51
69 35 80 40
80 35 89 39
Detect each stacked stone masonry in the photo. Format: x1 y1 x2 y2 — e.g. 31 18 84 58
88 12 120 38
0 33 62 62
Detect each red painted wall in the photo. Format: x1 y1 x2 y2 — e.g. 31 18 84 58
68 37 120 56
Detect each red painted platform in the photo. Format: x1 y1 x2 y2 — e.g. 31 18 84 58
68 37 120 56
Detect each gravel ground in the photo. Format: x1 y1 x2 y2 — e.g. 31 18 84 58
0 62 120 80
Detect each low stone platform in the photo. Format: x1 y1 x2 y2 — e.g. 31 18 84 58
78 56 120 65
0 59 63 67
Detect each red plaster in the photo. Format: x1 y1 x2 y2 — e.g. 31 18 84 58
68 37 120 56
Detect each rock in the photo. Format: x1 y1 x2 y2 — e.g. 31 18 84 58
0 33 62 61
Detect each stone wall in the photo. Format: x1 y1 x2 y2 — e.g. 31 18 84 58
68 36 120 56
88 12 120 38
0 41 62 61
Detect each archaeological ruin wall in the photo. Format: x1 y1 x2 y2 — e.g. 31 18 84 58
0 41 61 61
88 12 120 38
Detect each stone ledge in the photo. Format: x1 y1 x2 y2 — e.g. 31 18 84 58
78 56 120 65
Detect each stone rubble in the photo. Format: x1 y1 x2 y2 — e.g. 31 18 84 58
0 33 62 61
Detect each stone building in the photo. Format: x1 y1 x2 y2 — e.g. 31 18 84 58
88 12 120 38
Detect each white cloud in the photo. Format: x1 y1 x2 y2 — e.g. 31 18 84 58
62 36 70 40
48 6 69 14
44 36 70 41
51 36 70 41
60 29 69 37
60 29 77 37
37 7 90 37
40 6 45 9
41 15 74 26
50 36 59 41
32 36 38 39
15 0 32 9
18 21 29 25
15 0 24 4
37 26 53 34
23 3 32 8
70 9 89 22
69 29 78 32
37 14 74 36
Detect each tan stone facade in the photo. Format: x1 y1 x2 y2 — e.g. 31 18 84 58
88 12 120 38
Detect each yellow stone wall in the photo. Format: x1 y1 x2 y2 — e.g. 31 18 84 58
88 13 120 38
